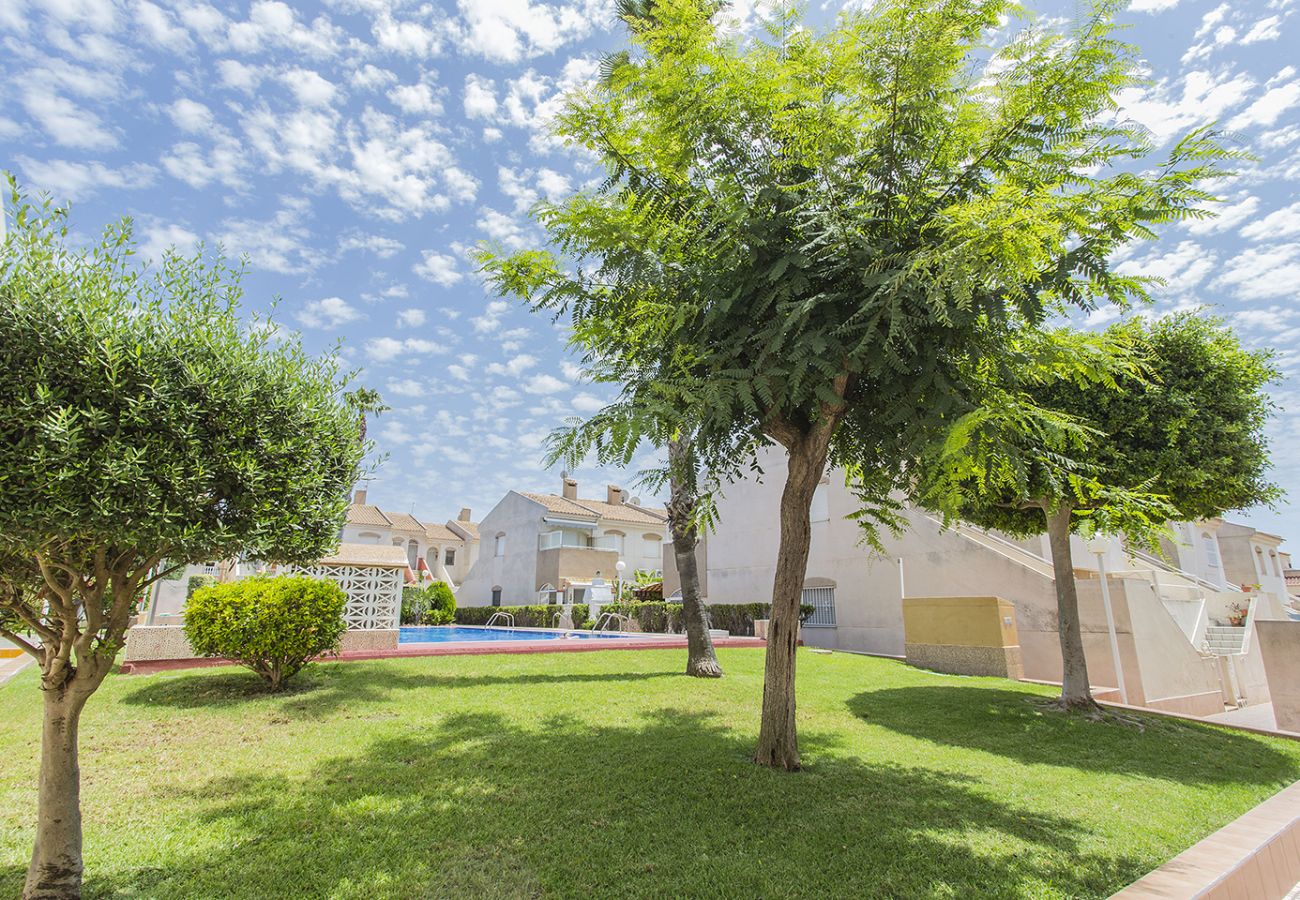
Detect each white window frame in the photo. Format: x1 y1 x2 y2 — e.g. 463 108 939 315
801 585 836 627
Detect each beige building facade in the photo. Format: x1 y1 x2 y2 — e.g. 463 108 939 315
341 490 480 587
701 446 1295 719
456 477 671 607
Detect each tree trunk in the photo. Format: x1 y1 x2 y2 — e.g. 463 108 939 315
753 439 826 771
666 438 721 678
25 687 90 900
1045 502 1096 710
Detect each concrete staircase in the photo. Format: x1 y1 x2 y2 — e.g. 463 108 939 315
1204 625 1247 655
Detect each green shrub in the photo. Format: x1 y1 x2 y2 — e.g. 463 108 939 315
403 580 456 625
703 603 815 636
186 574 217 600
453 603 589 629
183 575 347 690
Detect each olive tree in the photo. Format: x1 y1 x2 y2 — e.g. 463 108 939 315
0 184 370 899
479 0 1236 768
919 315 1279 709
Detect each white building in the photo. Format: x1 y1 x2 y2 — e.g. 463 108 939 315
700 446 1295 718
341 490 480 587
456 477 671 607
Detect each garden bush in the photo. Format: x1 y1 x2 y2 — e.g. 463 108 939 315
183 575 347 690
454 603 590 629
403 581 456 625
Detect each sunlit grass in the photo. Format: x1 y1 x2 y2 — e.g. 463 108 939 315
2 648 1297 898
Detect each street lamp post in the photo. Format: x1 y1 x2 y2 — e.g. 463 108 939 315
615 559 627 602
1087 536 1128 705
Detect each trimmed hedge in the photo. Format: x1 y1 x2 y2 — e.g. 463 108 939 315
454 604 590 629
402 581 456 625
453 601 813 635
183 575 347 691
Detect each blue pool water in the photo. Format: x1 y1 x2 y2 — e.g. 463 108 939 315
398 625 640 644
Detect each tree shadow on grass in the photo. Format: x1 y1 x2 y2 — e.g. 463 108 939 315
849 686 1300 787
116 665 681 717
84 708 1146 900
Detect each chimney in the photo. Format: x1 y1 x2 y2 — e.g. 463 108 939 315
458 507 472 522
607 484 624 505
353 489 367 505
562 477 578 500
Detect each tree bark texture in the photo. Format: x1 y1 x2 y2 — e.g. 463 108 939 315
752 436 828 771
666 439 722 678
25 687 91 900
1045 502 1097 710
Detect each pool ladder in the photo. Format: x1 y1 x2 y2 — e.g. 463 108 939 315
485 611 515 628
591 612 631 633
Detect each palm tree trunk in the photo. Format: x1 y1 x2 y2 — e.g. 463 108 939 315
1045 501 1096 710
667 438 721 678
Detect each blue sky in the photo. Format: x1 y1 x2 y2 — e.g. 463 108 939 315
2 0 1298 549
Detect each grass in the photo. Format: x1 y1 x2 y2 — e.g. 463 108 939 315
2 648 1298 899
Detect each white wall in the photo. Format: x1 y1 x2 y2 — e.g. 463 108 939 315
456 492 546 606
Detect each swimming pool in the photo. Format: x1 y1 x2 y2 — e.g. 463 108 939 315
398 625 645 644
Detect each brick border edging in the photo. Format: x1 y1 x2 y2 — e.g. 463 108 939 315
1111 780 1300 898
116 636 770 675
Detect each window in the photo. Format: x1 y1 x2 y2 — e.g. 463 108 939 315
605 530 625 555
1270 550 1281 577
802 585 836 627
495 533 505 557
356 531 382 544
1203 532 1221 570
445 548 456 566
406 539 419 570
491 587 502 607
426 546 439 568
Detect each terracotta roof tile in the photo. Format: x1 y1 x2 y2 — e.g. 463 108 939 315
575 499 666 526
520 492 599 519
424 523 461 542
346 504 392 527
385 511 425 532
318 543 409 567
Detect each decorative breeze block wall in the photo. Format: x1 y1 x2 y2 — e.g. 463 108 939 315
285 562 402 631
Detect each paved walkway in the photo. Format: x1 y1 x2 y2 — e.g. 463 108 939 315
0 653 33 686
1204 703 1281 732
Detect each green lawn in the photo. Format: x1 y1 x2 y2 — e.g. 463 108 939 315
2 649 1297 899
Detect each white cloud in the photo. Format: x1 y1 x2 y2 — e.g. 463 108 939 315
1215 245 1300 300
413 250 463 286
217 59 264 92
225 0 343 58
447 362 473 381
385 378 425 397
213 204 324 275
523 373 567 395
1115 69 1255 144
389 81 441 115
133 0 193 51
379 419 413 445
570 392 606 412
22 86 116 149
366 336 445 362
1128 0 1181 11
15 156 155 200
397 308 427 327
1240 202 1300 241
371 11 443 56
297 296 361 328
284 68 338 107
352 64 396 91
136 221 201 263
463 73 498 118
339 231 403 257
451 0 609 63
472 299 510 334
1186 193 1259 236
1116 240 1217 295
487 353 537 376
1229 79 1300 130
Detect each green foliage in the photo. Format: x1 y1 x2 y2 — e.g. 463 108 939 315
186 574 218 601
920 314 1280 544
183 576 347 690
0 178 372 692
402 581 456 625
477 0 1240 542
453 604 591 629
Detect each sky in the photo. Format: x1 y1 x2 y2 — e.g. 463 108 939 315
1 0 1298 549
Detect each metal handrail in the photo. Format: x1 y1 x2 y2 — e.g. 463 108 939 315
485 611 515 628
591 612 630 633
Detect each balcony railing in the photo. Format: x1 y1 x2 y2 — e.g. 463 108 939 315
538 532 619 552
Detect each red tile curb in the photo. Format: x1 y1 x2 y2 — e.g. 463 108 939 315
117 636 769 675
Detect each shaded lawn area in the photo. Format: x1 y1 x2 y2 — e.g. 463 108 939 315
2 649 1298 899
